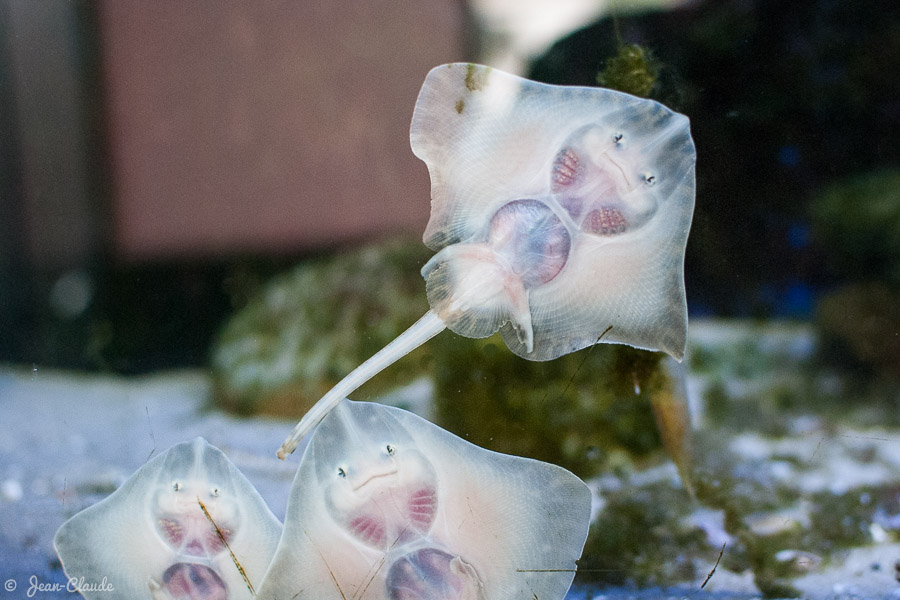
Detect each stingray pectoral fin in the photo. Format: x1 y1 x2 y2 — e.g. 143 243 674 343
450 556 487 600
420 245 447 279
425 243 534 350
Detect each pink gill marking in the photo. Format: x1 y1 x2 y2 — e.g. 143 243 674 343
158 518 184 546
158 516 231 557
584 206 628 236
349 514 387 548
406 487 438 530
551 147 581 191
204 527 229 554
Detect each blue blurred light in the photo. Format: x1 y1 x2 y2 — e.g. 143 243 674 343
787 222 811 249
782 282 814 317
777 145 801 167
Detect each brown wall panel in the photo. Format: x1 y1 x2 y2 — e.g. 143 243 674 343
98 1 465 260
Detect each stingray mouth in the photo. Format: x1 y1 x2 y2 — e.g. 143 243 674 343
352 468 398 492
602 152 633 191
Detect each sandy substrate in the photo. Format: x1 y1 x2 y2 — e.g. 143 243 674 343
0 367 297 598
1 361 898 599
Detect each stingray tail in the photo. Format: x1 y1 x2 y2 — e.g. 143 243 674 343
277 310 446 459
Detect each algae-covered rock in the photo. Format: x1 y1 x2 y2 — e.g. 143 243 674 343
578 478 706 588
210 238 432 416
573 321 900 596
812 169 900 287
816 283 900 379
811 170 900 380
431 333 668 479
578 426 900 596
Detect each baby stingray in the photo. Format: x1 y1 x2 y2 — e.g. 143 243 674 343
278 63 696 458
258 399 592 600
54 438 282 600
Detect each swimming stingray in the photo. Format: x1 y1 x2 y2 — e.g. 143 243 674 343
278 63 696 458
54 438 282 600
258 399 591 600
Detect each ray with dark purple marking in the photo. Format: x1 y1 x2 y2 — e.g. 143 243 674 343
54 438 282 600
259 399 591 600
279 63 695 458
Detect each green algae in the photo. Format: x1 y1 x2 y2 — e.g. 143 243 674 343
596 43 661 98
578 481 705 588
464 63 490 91
431 335 665 479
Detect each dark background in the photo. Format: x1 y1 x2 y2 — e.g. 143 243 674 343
1 0 898 373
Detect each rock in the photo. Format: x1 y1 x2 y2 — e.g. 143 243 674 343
210 238 432 417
